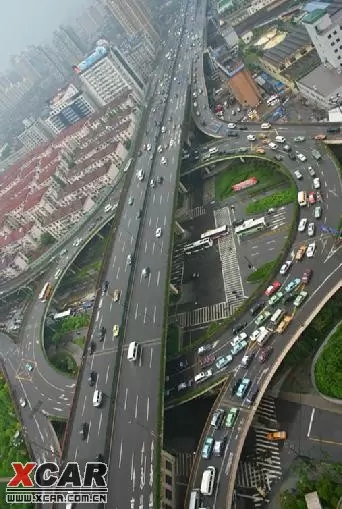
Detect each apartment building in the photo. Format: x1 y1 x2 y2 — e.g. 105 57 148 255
43 196 95 238
75 44 144 106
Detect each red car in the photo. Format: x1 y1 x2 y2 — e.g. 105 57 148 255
308 191 316 205
302 269 313 284
264 281 281 296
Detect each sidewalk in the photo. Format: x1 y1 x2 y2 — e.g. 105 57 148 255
278 391 342 415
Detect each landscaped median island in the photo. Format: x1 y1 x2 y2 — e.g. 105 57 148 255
215 159 287 201
314 322 342 399
247 260 277 283
245 187 297 214
0 374 34 509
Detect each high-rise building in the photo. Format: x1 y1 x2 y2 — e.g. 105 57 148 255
26 45 67 83
106 0 159 44
18 118 53 151
119 33 155 83
303 5 342 71
53 27 85 69
73 43 144 106
41 84 96 135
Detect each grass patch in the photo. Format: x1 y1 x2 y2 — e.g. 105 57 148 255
314 323 342 399
166 325 180 357
49 352 78 376
0 375 31 478
73 335 86 348
246 187 296 214
247 260 276 283
283 288 342 367
215 159 285 200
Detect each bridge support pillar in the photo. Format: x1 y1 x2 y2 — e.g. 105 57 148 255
175 221 186 235
169 283 179 296
179 181 188 193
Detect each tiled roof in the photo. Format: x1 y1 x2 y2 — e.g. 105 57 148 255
22 188 47 212
43 197 86 226
0 222 34 249
60 162 111 198
0 189 30 216
68 145 118 178
36 160 59 185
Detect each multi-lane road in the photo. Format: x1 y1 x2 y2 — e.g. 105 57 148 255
0 1 341 509
60 2 202 508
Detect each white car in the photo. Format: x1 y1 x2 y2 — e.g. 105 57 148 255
247 134 256 141
313 177 321 189
161 157 167 165
156 227 162 238
261 122 271 129
146 144 152 151
157 145 163 153
306 241 316 258
73 239 81 247
170 139 175 147
308 222 315 237
294 170 303 180
19 397 26 408
161 126 166 133
279 261 292 275
269 142 278 150
230 332 248 347
250 327 267 342
298 218 308 232
227 123 236 129
297 153 307 162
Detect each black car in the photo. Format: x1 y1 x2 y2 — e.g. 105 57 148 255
238 126 248 130
283 294 297 304
137 209 142 220
250 301 265 316
102 281 109 295
156 176 164 184
227 130 238 137
232 218 244 227
96 453 104 462
89 342 96 355
288 152 296 160
232 322 247 335
98 326 106 342
327 126 340 133
88 371 97 386
80 422 89 440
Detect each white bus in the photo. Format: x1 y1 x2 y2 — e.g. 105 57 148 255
53 309 72 320
235 217 267 237
201 225 228 241
184 238 213 255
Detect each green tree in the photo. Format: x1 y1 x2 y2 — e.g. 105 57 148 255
40 232 56 247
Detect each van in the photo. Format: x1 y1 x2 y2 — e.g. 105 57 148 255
104 204 112 213
127 341 140 362
208 147 218 154
270 308 285 325
275 135 286 143
137 169 145 181
297 191 307 207
92 390 103 408
189 489 201 509
312 149 321 161
200 466 216 496
246 383 259 406
261 122 271 130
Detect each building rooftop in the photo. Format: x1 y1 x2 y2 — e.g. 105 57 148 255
0 222 34 249
302 7 327 23
263 25 312 65
298 63 342 96
43 197 86 226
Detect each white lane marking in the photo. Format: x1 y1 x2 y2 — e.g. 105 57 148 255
105 365 110 384
144 307 147 323
112 255 116 268
307 408 315 437
98 412 103 436
121 241 126 253
167 191 169 202
116 266 121 279
160 195 163 205
135 395 139 419
160 240 164 254
128 218 131 228
152 242 155 255
81 397 87 417
119 441 123 468
86 421 92 443
164 216 167 226
124 388 128 410
146 397 150 422
149 347 153 368
153 306 156 324
145 241 148 253
135 303 139 319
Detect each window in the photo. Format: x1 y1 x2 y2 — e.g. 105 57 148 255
165 475 172 485
165 489 173 501
165 460 173 471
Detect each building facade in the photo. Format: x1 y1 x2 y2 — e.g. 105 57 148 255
106 0 159 44
18 118 53 151
42 84 96 135
75 45 144 106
